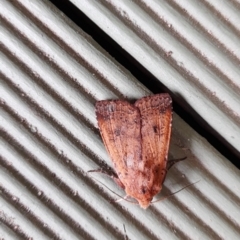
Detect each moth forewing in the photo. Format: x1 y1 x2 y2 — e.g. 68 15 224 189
95 100 142 180
134 94 172 208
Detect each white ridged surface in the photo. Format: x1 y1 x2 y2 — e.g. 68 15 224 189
71 0 240 156
0 0 240 239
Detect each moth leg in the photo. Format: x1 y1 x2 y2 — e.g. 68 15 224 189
88 168 125 189
167 157 186 170
114 195 129 203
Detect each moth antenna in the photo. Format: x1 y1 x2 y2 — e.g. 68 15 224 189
151 180 200 204
88 174 137 204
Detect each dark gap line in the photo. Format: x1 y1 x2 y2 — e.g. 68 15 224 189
49 0 240 169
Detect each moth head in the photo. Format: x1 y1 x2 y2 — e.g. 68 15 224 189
138 198 152 209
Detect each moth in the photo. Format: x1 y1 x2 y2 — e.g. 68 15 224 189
95 93 183 209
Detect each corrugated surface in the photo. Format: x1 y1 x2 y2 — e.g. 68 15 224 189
71 0 240 158
0 0 240 240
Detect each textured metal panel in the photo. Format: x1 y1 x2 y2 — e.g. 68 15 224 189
0 0 240 240
71 0 240 157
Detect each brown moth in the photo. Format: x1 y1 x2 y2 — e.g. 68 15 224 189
95 93 180 209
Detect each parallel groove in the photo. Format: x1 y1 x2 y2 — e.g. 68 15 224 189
1 0 240 239
72 0 240 157
0 91 121 239
138 0 240 94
